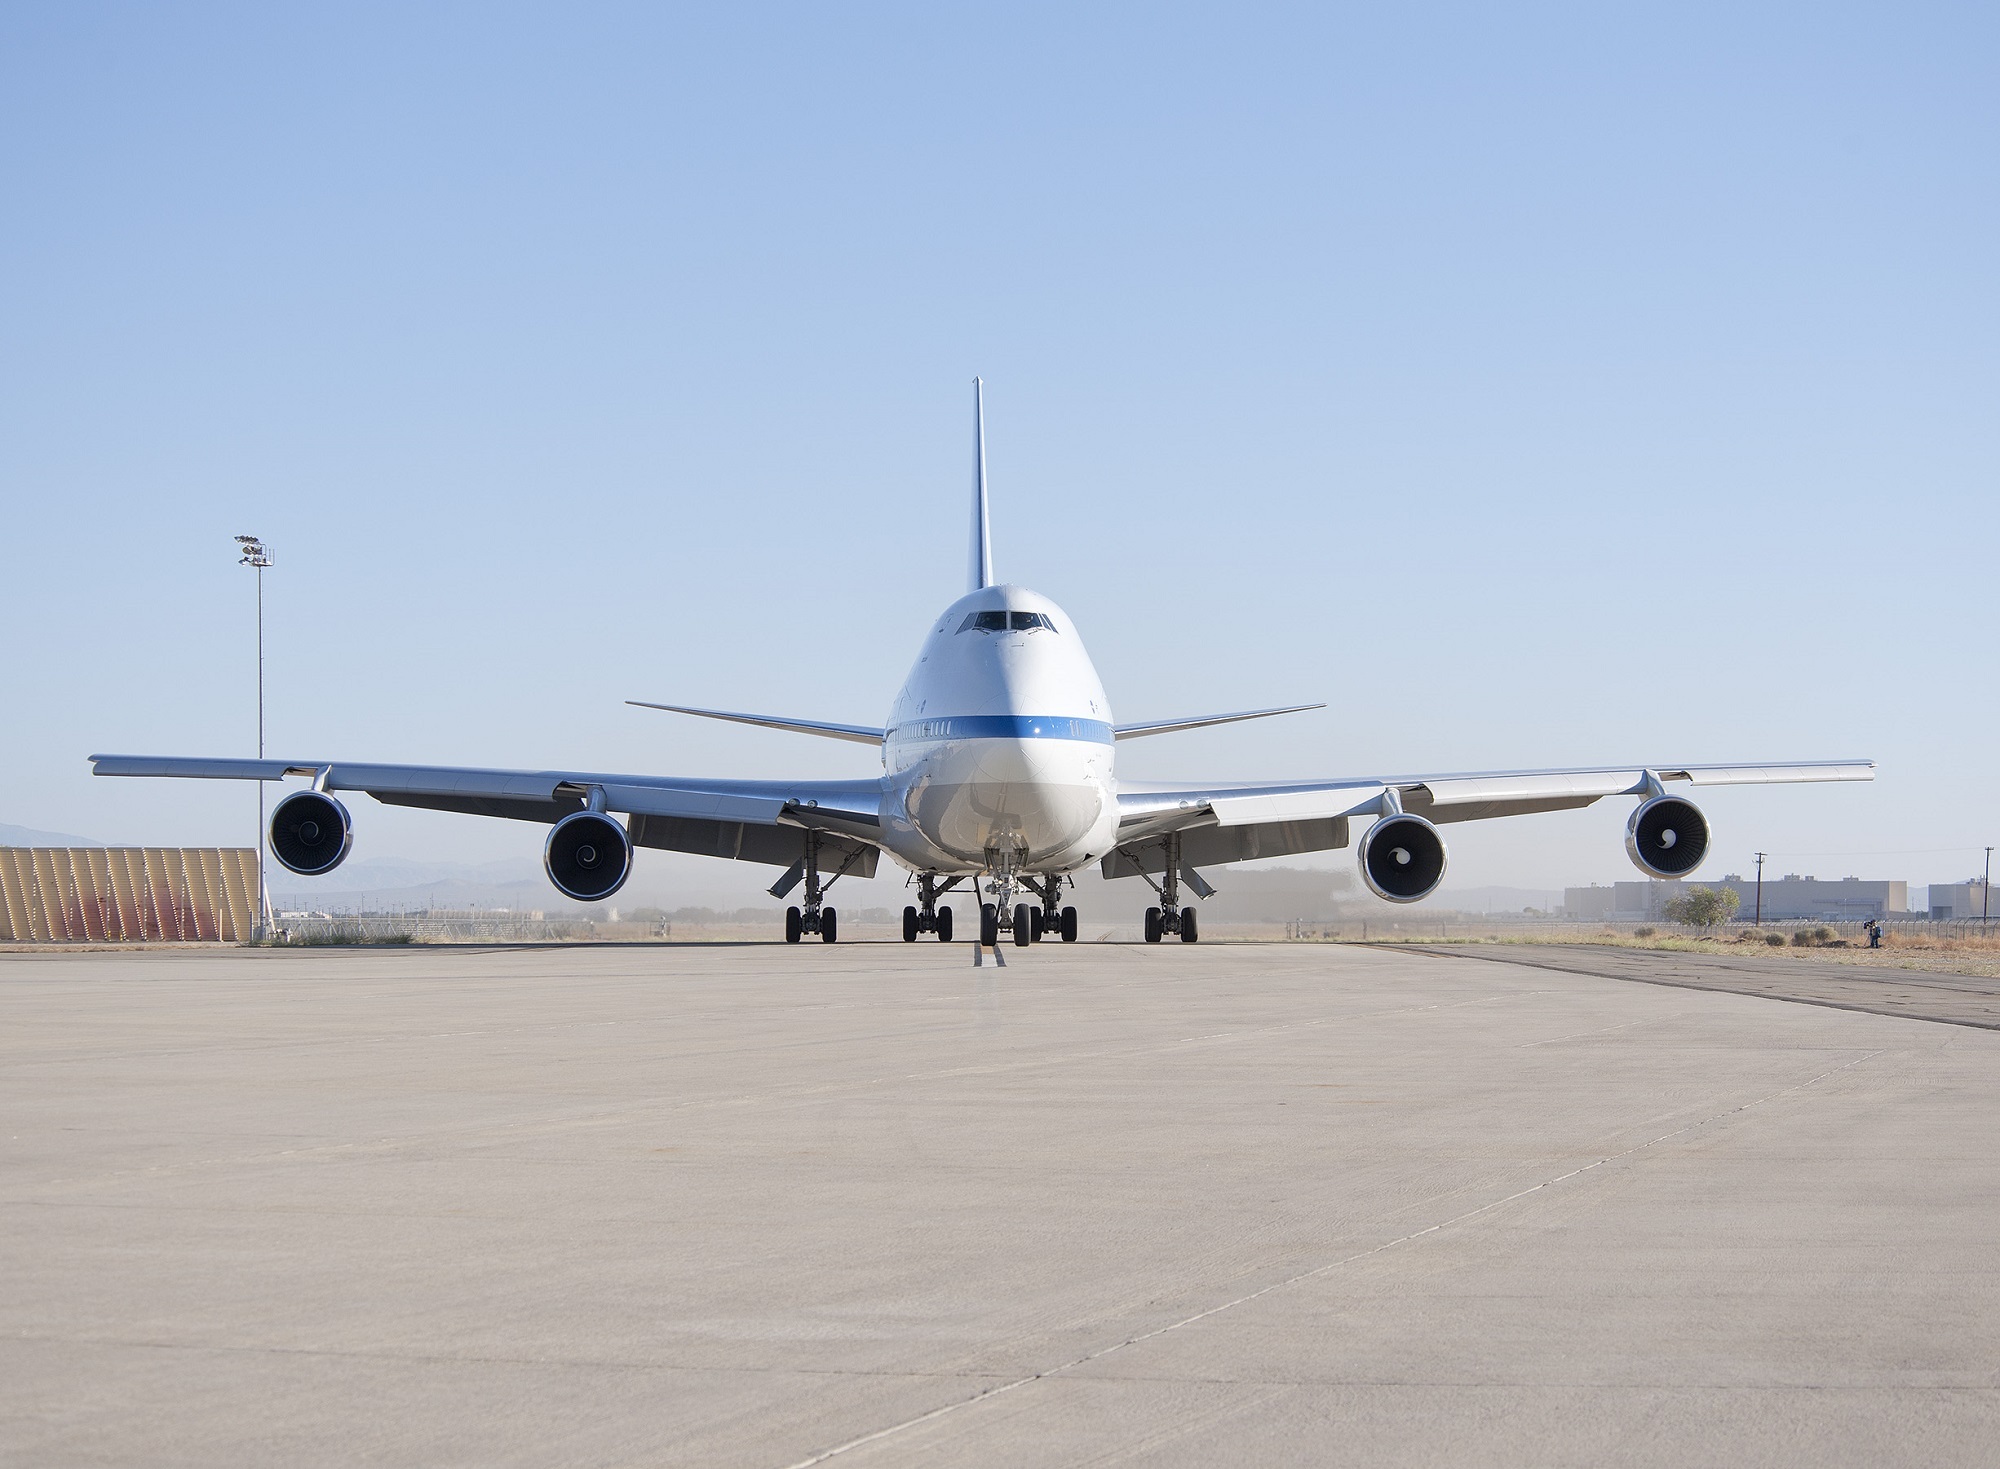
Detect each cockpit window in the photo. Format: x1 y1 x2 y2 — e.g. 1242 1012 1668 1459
957 610 1056 633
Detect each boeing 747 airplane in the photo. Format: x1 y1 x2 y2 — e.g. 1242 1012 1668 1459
92 383 1872 946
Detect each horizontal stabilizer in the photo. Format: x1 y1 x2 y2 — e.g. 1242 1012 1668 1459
1113 704 1325 741
626 702 886 745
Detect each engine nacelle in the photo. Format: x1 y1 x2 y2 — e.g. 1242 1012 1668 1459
1625 795 1709 878
544 811 633 902
1358 813 1448 903
269 790 353 876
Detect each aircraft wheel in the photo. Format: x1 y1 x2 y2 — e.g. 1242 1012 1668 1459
785 907 803 944
1060 906 1079 943
980 903 999 946
1013 903 1033 946
1029 908 1045 941
1144 907 1163 943
936 906 954 942
821 907 838 943
1180 907 1200 943
903 906 919 942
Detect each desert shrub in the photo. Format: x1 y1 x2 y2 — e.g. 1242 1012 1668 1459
1815 926 1835 944
1766 932 1786 946
277 923 414 946
1634 926 1656 938
1662 886 1741 930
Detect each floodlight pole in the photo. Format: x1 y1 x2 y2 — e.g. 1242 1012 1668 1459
236 536 274 938
1753 851 1765 927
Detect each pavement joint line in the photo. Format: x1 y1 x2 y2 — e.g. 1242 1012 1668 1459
777 1046 1887 1469
1390 944 2000 1031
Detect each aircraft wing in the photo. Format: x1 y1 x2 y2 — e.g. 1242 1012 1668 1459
88 754 885 876
1106 760 1874 876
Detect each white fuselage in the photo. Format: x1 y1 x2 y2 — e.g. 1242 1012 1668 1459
875 585 1120 876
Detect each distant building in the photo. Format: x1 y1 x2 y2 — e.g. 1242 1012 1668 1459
1926 882 1995 921
1564 875 1909 923
1563 885 1617 920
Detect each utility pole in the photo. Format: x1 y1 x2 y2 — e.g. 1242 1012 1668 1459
1986 847 1993 925
235 535 273 938
1753 851 1766 927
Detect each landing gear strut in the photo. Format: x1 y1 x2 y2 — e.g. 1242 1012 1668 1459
1127 831 1204 943
1027 874 1079 943
971 868 1080 948
903 874 961 942
774 829 864 944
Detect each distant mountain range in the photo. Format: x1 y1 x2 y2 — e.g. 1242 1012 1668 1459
0 823 106 848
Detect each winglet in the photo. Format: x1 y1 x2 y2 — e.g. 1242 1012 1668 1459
971 377 992 591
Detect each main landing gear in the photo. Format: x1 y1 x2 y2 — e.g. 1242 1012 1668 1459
1028 874 1079 944
902 874 961 942
774 829 865 944
1128 831 1205 943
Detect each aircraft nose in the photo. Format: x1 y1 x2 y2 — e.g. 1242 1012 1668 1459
906 741 1102 864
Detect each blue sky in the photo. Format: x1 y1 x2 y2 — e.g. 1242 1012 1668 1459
3 3 1995 902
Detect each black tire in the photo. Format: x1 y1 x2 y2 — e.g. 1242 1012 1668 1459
785 907 803 944
936 906 954 942
1060 906 1078 943
1013 903 1032 947
979 903 999 946
821 907 838 943
1029 908 1045 941
1144 907 1163 943
903 906 919 942
1180 907 1200 943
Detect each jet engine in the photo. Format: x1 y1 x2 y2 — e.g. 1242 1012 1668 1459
1625 795 1709 878
269 790 353 876
1358 812 1448 903
544 810 633 902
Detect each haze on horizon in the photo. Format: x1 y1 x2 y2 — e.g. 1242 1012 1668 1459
3 5 1994 910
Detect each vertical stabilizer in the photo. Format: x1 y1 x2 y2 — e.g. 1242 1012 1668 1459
970 378 993 591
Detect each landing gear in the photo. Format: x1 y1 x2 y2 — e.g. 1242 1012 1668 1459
1127 831 1204 943
772 829 865 944
904 874 962 942
966 871 1081 947
1022 875 1074 944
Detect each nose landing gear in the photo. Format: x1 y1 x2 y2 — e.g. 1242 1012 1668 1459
970 871 1080 947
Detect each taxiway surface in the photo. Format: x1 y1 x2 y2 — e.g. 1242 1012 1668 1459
4 942 1996 1467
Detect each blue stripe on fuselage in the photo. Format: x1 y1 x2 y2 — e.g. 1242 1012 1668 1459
890 715 1113 744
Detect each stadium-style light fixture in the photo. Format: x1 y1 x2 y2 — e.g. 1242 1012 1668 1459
237 534 273 935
